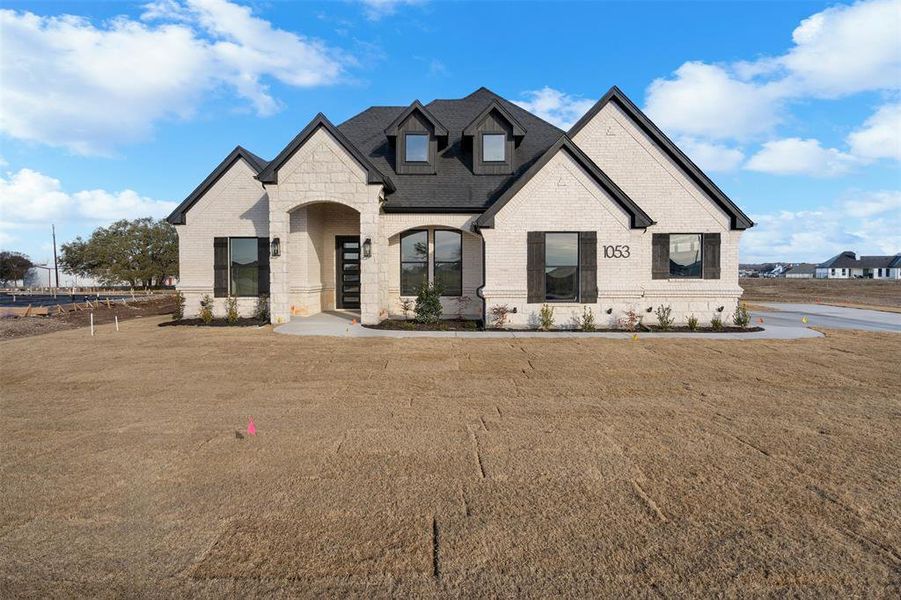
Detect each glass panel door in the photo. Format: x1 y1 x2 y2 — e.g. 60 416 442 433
336 236 361 309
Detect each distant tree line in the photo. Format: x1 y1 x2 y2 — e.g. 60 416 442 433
0 251 34 287
60 217 178 288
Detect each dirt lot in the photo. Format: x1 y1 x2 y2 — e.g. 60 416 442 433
1 318 899 597
741 277 901 311
0 295 175 339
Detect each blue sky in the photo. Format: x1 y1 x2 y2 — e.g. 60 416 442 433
1 0 899 269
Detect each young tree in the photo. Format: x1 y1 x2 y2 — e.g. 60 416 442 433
0 251 33 287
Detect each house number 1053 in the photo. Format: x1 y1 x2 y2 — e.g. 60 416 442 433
602 245 630 258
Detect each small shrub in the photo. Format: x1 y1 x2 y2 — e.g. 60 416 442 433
399 298 414 320
655 304 674 331
733 302 751 329
454 295 472 320
687 314 699 332
254 294 270 322
414 281 443 324
579 306 596 332
172 291 185 320
618 308 642 332
225 295 239 325
489 304 511 329
538 304 555 330
199 294 214 325
711 314 724 331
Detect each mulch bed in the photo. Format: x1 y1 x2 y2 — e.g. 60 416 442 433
364 319 482 331
159 318 268 328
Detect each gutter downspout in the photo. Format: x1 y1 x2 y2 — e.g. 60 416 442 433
474 225 487 328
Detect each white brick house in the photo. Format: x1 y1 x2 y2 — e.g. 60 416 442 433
167 87 753 327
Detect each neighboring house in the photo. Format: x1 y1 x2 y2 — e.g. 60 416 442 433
167 86 754 327
815 251 901 279
784 264 817 279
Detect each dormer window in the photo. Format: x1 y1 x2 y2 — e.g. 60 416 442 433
384 100 448 175
463 101 527 175
482 134 506 162
405 134 429 162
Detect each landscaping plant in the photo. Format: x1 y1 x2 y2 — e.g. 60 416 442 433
489 304 511 329
454 295 472 320
225 296 239 325
199 294 214 325
618 308 642 332
733 302 751 329
254 294 270 322
687 314 699 332
711 314 724 331
399 298 414 320
655 304 674 331
538 304 555 330
579 306 596 332
414 281 443 324
172 290 185 321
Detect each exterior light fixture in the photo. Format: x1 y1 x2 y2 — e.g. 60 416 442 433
362 237 372 258
270 237 280 257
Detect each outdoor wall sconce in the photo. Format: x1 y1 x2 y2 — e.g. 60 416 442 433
270 237 280 257
605 308 613 314
362 237 372 258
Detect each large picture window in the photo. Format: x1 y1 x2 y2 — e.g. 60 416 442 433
230 237 260 296
669 234 702 278
545 233 579 301
400 230 429 295
433 230 462 296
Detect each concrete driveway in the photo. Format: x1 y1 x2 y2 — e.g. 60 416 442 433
755 303 901 333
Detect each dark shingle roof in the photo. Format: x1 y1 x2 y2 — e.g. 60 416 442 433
818 251 900 269
336 87 564 212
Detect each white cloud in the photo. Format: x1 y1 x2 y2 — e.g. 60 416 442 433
645 63 785 141
741 190 901 262
847 102 901 162
0 1 352 155
644 0 901 141
359 0 424 21
0 168 176 226
745 138 859 177
676 137 745 173
514 87 596 130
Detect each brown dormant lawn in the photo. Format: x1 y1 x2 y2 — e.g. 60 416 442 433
1 317 899 597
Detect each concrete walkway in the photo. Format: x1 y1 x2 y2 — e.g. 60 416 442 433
274 309 827 340
756 303 901 333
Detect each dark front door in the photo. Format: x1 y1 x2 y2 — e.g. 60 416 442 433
336 236 361 309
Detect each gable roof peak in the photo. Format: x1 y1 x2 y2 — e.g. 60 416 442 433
462 99 528 137
383 99 449 137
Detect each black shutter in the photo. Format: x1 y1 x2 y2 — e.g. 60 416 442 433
257 237 270 296
703 233 721 279
652 234 669 280
579 231 597 303
527 232 545 303
214 237 228 297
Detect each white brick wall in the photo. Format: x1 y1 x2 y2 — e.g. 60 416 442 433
482 106 744 328
174 158 269 317
265 128 383 324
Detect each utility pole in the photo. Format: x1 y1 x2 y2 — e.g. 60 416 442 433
52 224 59 288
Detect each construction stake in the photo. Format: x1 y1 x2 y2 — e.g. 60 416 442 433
115 315 119 332
90 312 94 336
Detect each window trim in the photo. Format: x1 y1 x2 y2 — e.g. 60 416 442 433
543 231 581 303
399 229 429 296
667 232 704 280
403 133 430 164
481 133 507 163
432 229 463 297
228 236 261 298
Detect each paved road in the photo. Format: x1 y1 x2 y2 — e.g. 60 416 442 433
755 303 901 333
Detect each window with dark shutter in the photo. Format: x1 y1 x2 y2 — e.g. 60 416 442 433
702 233 721 279
579 231 597 303
652 234 669 280
526 231 545 303
257 237 270 295
213 237 228 297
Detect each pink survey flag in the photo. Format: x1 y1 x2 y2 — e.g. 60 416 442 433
247 417 256 436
